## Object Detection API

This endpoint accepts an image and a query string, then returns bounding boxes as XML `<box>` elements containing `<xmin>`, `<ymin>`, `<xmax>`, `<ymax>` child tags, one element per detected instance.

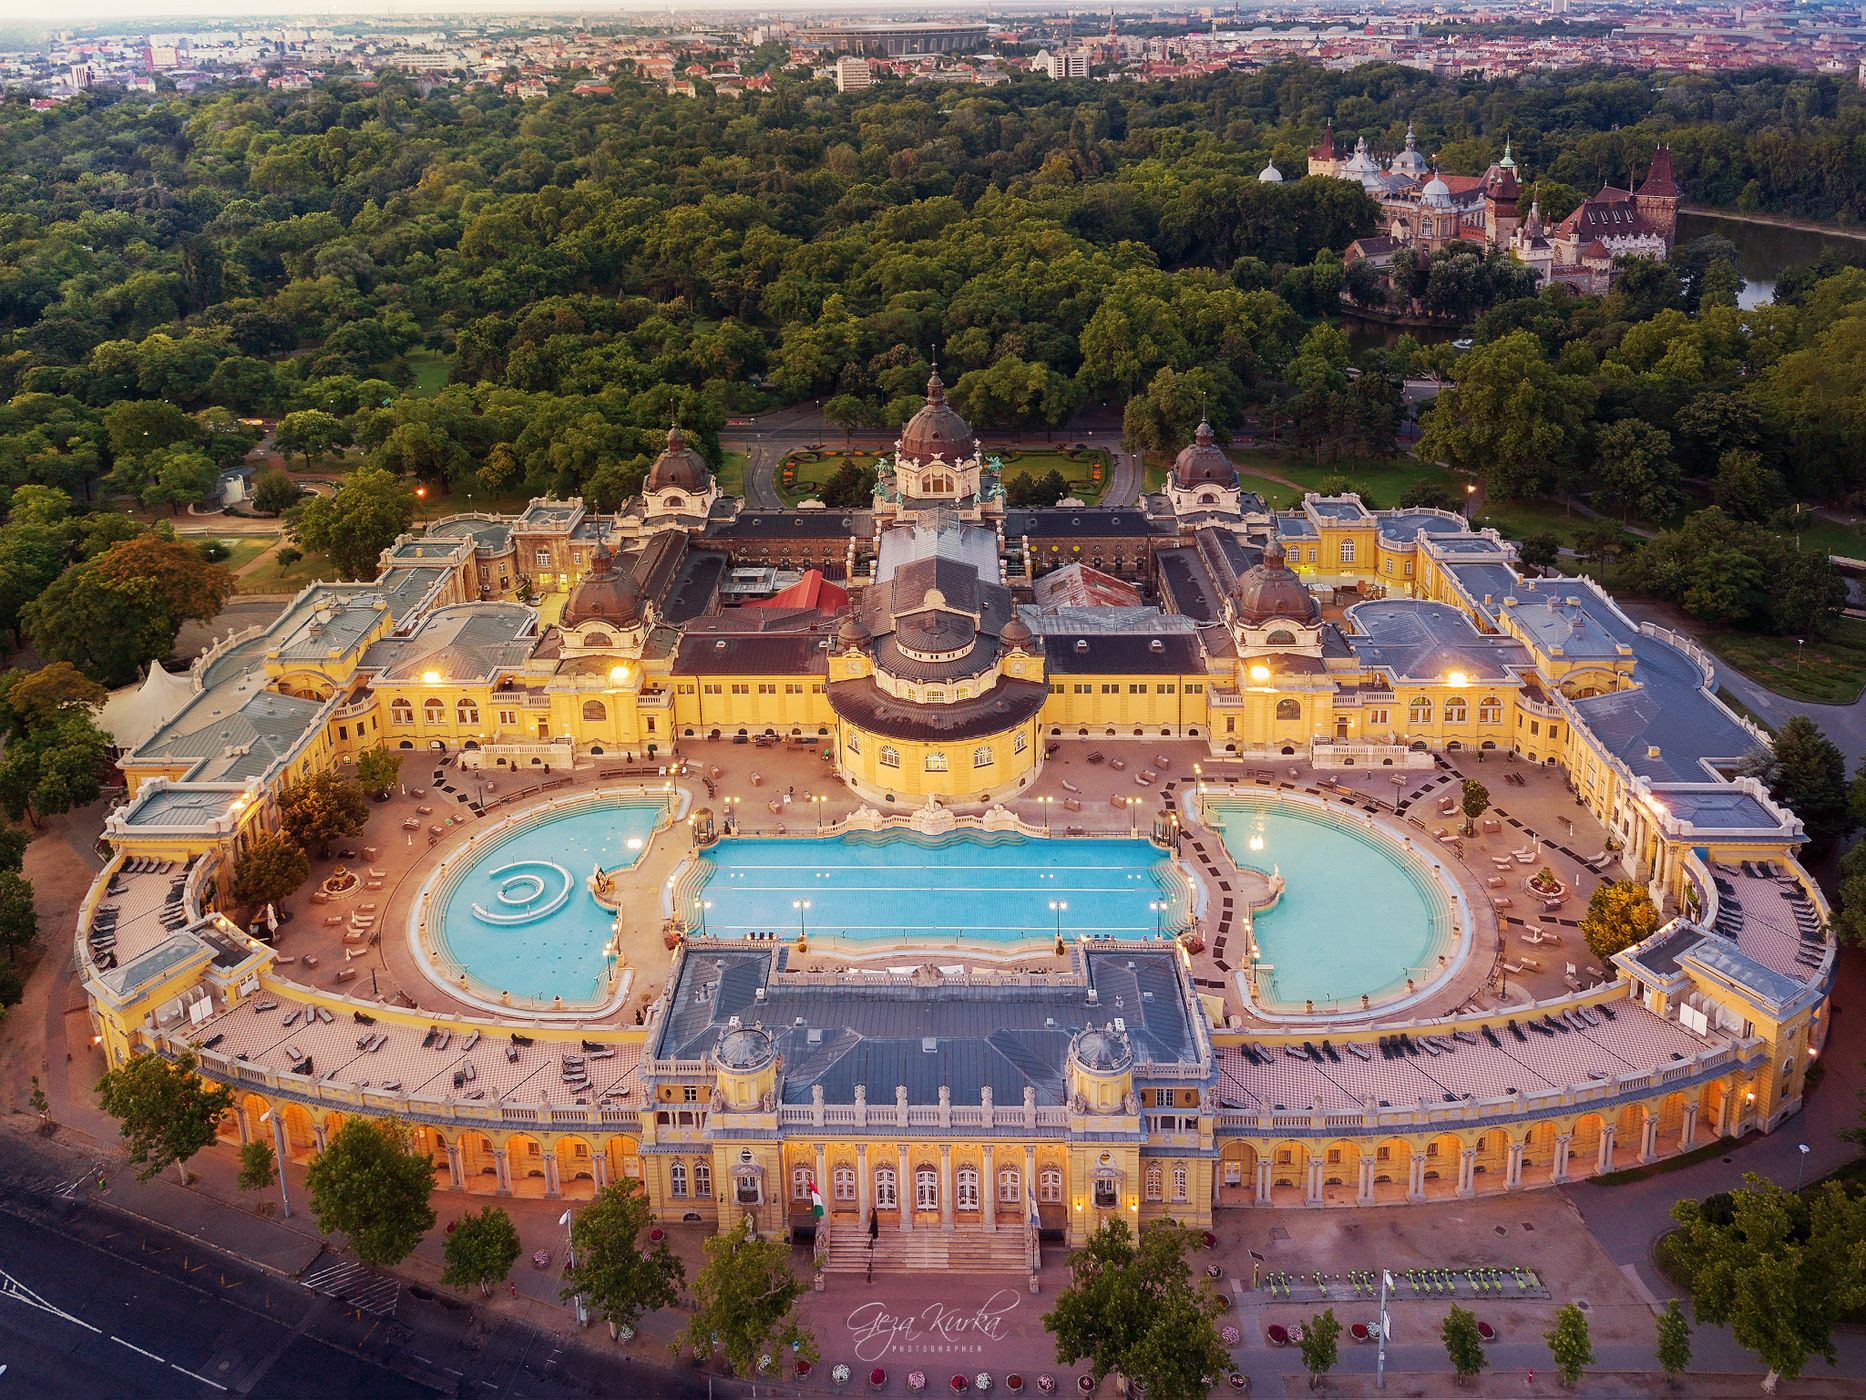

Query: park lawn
<box><xmin>1239</xmin><ymin>473</ymin><xmax>1301</xmax><ymax>509</ymax></box>
<box><xmin>236</xmin><ymin>545</ymin><xmax>335</xmax><ymax>595</ymax></box>
<box><xmin>716</xmin><ymin>449</ymin><xmax>748</xmax><ymax>499</ymax></box>
<box><xmin>1234</xmin><ymin>448</ymin><xmax>1454</xmax><ymax>510</ymax></box>
<box><xmin>778</xmin><ymin>450</ymin><xmax>878</xmax><ymax>504</ymax></box>
<box><xmin>1702</xmin><ymin>615</ymin><xmax>1866</xmax><ymax>706</ymax></box>
<box><xmin>1470</xmin><ymin>499</ymin><xmax>1598</xmax><ymax>550</ymax></box>
<box><xmin>405</xmin><ymin>350</ymin><xmax>454</xmax><ymax>397</ymax></box>
<box><xmin>999</xmin><ymin>446</ymin><xmax>1109</xmax><ymax>504</ymax></box>
<box><xmin>1786</xmin><ymin>514</ymin><xmax>1866</xmax><ymax>564</ymax></box>
<box><xmin>206</xmin><ymin>536</ymin><xmax>273</xmax><ymax>571</ymax></box>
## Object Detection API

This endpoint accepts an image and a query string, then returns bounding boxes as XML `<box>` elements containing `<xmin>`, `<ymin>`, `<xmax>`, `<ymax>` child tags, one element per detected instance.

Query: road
<box><xmin>0</xmin><ymin>1133</ymin><xmax>719</xmax><ymax>1400</ymax></box>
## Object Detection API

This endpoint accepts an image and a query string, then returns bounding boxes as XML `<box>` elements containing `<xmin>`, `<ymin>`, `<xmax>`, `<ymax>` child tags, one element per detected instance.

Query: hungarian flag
<box><xmin>807</xmin><ymin>1175</ymin><xmax>825</xmax><ymax>1219</ymax></box>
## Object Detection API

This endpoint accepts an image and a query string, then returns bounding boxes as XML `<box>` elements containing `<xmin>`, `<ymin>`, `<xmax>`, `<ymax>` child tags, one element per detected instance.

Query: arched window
<box><xmin>998</xmin><ymin>1168</ymin><xmax>1021</xmax><ymax>1204</ymax></box>
<box><xmin>735</xmin><ymin>1170</ymin><xmax>761</xmax><ymax>1205</ymax></box>
<box><xmin>693</xmin><ymin>1160</ymin><xmax>711</xmax><ymax>1198</ymax></box>
<box><xmin>1145</xmin><ymin>1162</ymin><xmax>1163</xmax><ymax>1202</ymax></box>
<box><xmin>879</xmin><ymin>746</ymin><xmax>900</xmax><ymax>769</ymax></box>
<box><xmin>582</xmin><ymin>699</ymin><xmax>607</xmax><ymax>722</ymax></box>
<box><xmin>422</xmin><ymin>697</ymin><xmax>445</xmax><ymax>723</ymax></box>
<box><xmin>390</xmin><ymin>698</ymin><xmax>413</xmax><ymax>725</ymax></box>
<box><xmin>915</xmin><ymin>1166</ymin><xmax>938</xmax><ymax>1210</ymax></box>
<box><xmin>973</xmin><ymin>746</ymin><xmax>994</xmax><ymax>768</ymax></box>
<box><xmin>1444</xmin><ymin>697</ymin><xmax>1468</xmax><ymax>724</ymax></box>
<box><xmin>832</xmin><ymin>1166</ymin><xmax>856</xmax><ymax>1202</ymax></box>
<box><xmin>1339</xmin><ymin>539</ymin><xmax>1356</xmax><ymax>562</ymax></box>
<box><xmin>1171</xmin><ymin>1164</ymin><xmax>1189</xmax><ymax>1202</ymax></box>
<box><xmin>792</xmin><ymin>1166</ymin><xmax>812</xmax><ymax>1201</ymax></box>
<box><xmin>1267</xmin><ymin>629</ymin><xmax>1296</xmax><ymax>646</ymax></box>
<box><xmin>956</xmin><ymin>1167</ymin><xmax>979</xmax><ymax>1210</ymax></box>
<box><xmin>670</xmin><ymin>1162</ymin><xmax>688</xmax><ymax>1198</ymax></box>
<box><xmin>924</xmin><ymin>750</ymin><xmax>947</xmax><ymax>772</ymax></box>
<box><xmin>874</xmin><ymin>1167</ymin><xmax>897</xmax><ymax>1210</ymax></box>
<box><xmin>456</xmin><ymin>699</ymin><xmax>479</xmax><ymax>726</ymax></box>
<box><xmin>1039</xmin><ymin>1168</ymin><xmax>1062</xmax><ymax>1203</ymax></box>
<box><xmin>1478</xmin><ymin>696</ymin><xmax>1502</xmax><ymax>724</ymax></box>
<box><xmin>582</xmin><ymin>631</ymin><xmax>612</xmax><ymax>648</ymax></box>
<box><xmin>1275</xmin><ymin>698</ymin><xmax>1301</xmax><ymax>721</ymax></box>
<box><xmin>1409</xmin><ymin>697</ymin><xmax>1432</xmax><ymax>725</ymax></box>
<box><xmin>846</xmin><ymin>732</ymin><xmax>861</xmax><ymax>755</ymax></box>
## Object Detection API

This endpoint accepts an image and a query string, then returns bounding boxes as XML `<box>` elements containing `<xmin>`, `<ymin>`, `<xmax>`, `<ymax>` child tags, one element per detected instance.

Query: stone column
<box><xmin>816</xmin><ymin>1143</ymin><xmax>829</xmax><ymax>1214</ymax></box>
<box><xmin>1304</xmin><ymin>1157</ymin><xmax>1323</xmax><ymax>1206</ymax></box>
<box><xmin>982</xmin><ymin>1144</ymin><xmax>996</xmax><ymax>1232</ymax></box>
<box><xmin>1596</xmin><ymin>1125</ymin><xmax>1616</xmax><ymax>1173</ymax></box>
<box><xmin>1356</xmin><ymin>1157</ymin><xmax>1375</xmax><ymax>1205</ymax></box>
<box><xmin>898</xmin><ymin>1145</ymin><xmax>912</xmax><ymax>1232</ymax></box>
<box><xmin>543</xmin><ymin>1152</ymin><xmax>561</xmax><ymax>1199</ymax></box>
<box><xmin>1712</xmin><ymin>1085</ymin><xmax>1732</xmax><ymax>1137</ymax></box>
<box><xmin>939</xmin><ymin>1144</ymin><xmax>954</xmax><ymax>1228</ymax></box>
<box><xmin>1457</xmin><ymin>1148</ymin><xmax>1476</xmax><ymax>1199</ymax></box>
<box><xmin>1406</xmin><ymin>1152</ymin><xmax>1426</xmax><ymax>1203</ymax></box>
<box><xmin>1639</xmin><ymin>1115</ymin><xmax>1659</xmax><ymax>1165</ymax></box>
<box><xmin>1254</xmin><ymin>1158</ymin><xmax>1272</xmax><ymax>1205</ymax></box>
<box><xmin>1506</xmin><ymin>1142</ymin><xmax>1524</xmax><ymax>1190</ymax></box>
<box><xmin>592</xmin><ymin>1153</ymin><xmax>609</xmax><ymax>1190</ymax></box>
<box><xmin>493</xmin><ymin>1147</ymin><xmax>511</xmax><ymax>1195</ymax></box>
<box><xmin>1025</xmin><ymin>1144</ymin><xmax>1038</xmax><ymax>1217</ymax></box>
<box><xmin>234</xmin><ymin>1109</ymin><xmax>251</xmax><ymax>1146</ymax></box>
<box><xmin>1551</xmin><ymin>1134</ymin><xmax>1571</xmax><ymax>1184</ymax></box>
<box><xmin>855</xmin><ymin>1144</ymin><xmax>869</xmax><ymax>1221</ymax></box>
<box><xmin>1680</xmin><ymin>1102</ymin><xmax>1699</xmax><ymax>1152</ymax></box>
<box><xmin>312</xmin><ymin>1121</ymin><xmax>328</xmax><ymax>1153</ymax></box>
<box><xmin>446</xmin><ymin>1141</ymin><xmax>465</xmax><ymax>1189</ymax></box>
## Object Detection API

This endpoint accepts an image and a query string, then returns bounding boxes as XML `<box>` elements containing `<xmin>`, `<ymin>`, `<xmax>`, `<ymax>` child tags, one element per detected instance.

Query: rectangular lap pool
<box><xmin>692</xmin><ymin>831</ymin><xmax>1185</xmax><ymax>949</ymax></box>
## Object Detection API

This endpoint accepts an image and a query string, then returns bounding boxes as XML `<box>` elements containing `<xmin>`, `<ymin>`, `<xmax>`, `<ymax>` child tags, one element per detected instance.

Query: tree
<box><xmin>1710</xmin><ymin>450</ymin><xmax>1786</xmax><ymax>524</ymax></box>
<box><xmin>1419</xmin><ymin>330</ymin><xmax>1595</xmax><ymax>500</ymax></box>
<box><xmin>0</xmin><ymin>662</ymin><xmax>106</xmax><ymax>736</ymax></box>
<box><xmin>568</xmin><ymin>1177</ymin><xmax>685</xmax><ymax>1338</ymax></box>
<box><xmin>1042</xmin><ymin>1219</ymin><xmax>1229</xmax><ymax>1400</ymax></box>
<box><xmin>1460</xmin><ymin>778</ymin><xmax>1489</xmax><ymax>837</ymax></box>
<box><xmin>141</xmin><ymin>447</ymin><xmax>220</xmax><ymax>514</ymax></box>
<box><xmin>821</xmin><ymin>394</ymin><xmax>869</xmax><ymax>443</ymax></box>
<box><xmin>250</xmin><ymin>467</ymin><xmax>304</xmax><ymax>516</ymax></box>
<box><xmin>443</xmin><ymin>1206</ymin><xmax>523</xmax><ymax>1296</ymax></box>
<box><xmin>1518</xmin><ymin>530</ymin><xmax>1561</xmax><ymax>572</ymax></box>
<box><xmin>230</xmin><ymin>831</ymin><xmax>309</xmax><ymax>909</ymax></box>
<box><xmin>95</xmin><ymin>1051</ymin><xmax>233</xmax><ymax>1185</ymax></box>
<box><xmin>303</xmin><ymin>1117</ymin><xmax>437</xmax><ymax>1268</ymax></box>
<box><xmin>274</xmin><ymin>410</ymin><xmax>348</xmax><ymax>468</ymax></box>
<box><xmin>1760</xmin><ymin>715</ymin><xmax>1851</xmax><ymax>849</ymax></box>
<box><xmin>1300</xmin><ymin>1307</ymin><xmax>1341</xmax><ymax>1389</ymax></box>
<box><xmin>278</xmin><ymin>771</ymin><xmax>370</xmax><ymax>856</ymax></box>
<box><xmin>1668</xmin><ymin>1174</ymin><xmax>1866</xmax><ymax>1389</ymax></box>
<box><xmin>1579</xmin><ymin>880</ymin><xmax>1664</xmax><ymax>962</ymax></box>
<box><xmin>237</xmin><ymin>1139</ymin><xmax>276</xmax><ymax>1193</ymax></box>
<box><xmin>24</xmin><ymin>536</ymin><xmax>232</xmax><ymax>686</ymax></box>
<box><xmin>0</xmin><ymin>824</ymin><xmax>28</xmax><ymax>875</ymax></box>
<box><xmin>1656</xmin><ymin>1298</ymin><xmax>1692</xmax><ymax>1385</ymax></box>
<box><xmin>1544</xmin><ymin>1303</ymin><xmax>1593</xmax><ymax>1388</ymax></box>
<box><xmin>676</xmin><ymin>1223</ymin><xmax>812</xmax><ymax>1377</ymax></box>
<box><xmin>0</xmin><ymin>711</ymin><xmax>110</xmax><ymax>825</ymax></box>
<box><xmin>1006</xmin><ymin>467</ymin><xmax>1070</xmax><ymax>507</ymax></box>
<box><xmin>1834</xmin><ymin>840</ymin><xmax>1866</xmax><ymax>947</ymax></box>
<box><xmin>1594</xmin><ymin>420</ymin><xmax>1682</xmax><ymax>523</ymax></box>
<box><xmin>288</xmin><ymin>465</ymin><xmax>415</xmax><ymax>579</ymax></box>
<box><xmin>28</xmin><ymin>1075</ymin><xmax>48</xmax><ymax>1125</ymax></box>
<box><xmin>1441</xmin><ymin>1304</ymin><xmax>1487</xmax><ymax>1386</ymax></box>
<box><xmin>0</xmin><ymin>871</ymin><xmax>36</xmax><ymax>964</ymax></box>
<box><xmin>356</xmin><ymin>745</ymin><xmax>403</xmax><ymax>795</ymax></box>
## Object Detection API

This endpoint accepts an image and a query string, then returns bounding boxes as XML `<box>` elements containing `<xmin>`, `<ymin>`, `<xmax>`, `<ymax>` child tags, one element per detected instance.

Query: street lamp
<box><xmin>694</xmin><ymin>898</ymin><xmax>712</xmax><ymax>938</ymax></box>
<box><xmin>1149</xmin><ymin>900</ymin><xmax>1166</xmax><ymax>938</ymax></box>
<box><xmin>1126</xmin><ymin>795</ymin><xmax>1139</xmax><ymax>836</ymax></box>
<box><xmin>1049</xmin><ymin>899</ymin><xmax>1068</xmax><ymax>940</ymax></box>
<box><xmin>811</xmin><ymin>793</ymin><xmax>827</xmax><ymax>833</ymax></box>
<box><xmin>415</xmin><ymin>484</ymin><xmax>428</xmax><ymax>526</ymax></box>
<box><xmin>793</xmin><ymin>898</ymin><xmax>811</xmax><ymax>940</ymax></box>
<box><xmin>1796</xmin><ymin>1142</ymin><xmax>1811</xmax><ymax>1191</ymax></box>
<box><xmin>560</xmin><ymin>1209</ymin><xmax>588</xmax><ymax>1326</ymax></box>
<box><xmin>257</xmin><ymin>1109</ymin><xmax>292</xmax><ymax>1218</ymax></box>
<box><xmin>1038</xmin><ymin>794</ymin><xmax>1054</xmax><ymax>835</ymax></box>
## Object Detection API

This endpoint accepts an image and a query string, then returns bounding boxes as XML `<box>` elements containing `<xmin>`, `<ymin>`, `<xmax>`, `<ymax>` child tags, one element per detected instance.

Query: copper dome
<box><xmin>562</xmin><ymin>542</ymin><xmax>643</xmax><ymax>627</ymax></box>
<box><xmin>836</xmin><ymin>613</ymin><xmax>872</xmax><ymax>652</ymax></box>
<box><xmin>897</xmin><ymin>367</ymin><xmax>974</xmax><ymax>465</ymax></box>
<box><xmin>1232</xmin><ymin>539</ymin><xmax>1318</xmax><ymax>627</ymax></box>
<box><xmin>1171</xmin><ymin>420</ymin><xmax>1238</xmax><ymax>490</ymax></box>
<box><xmin>1000</xmin><ymin>612</ymin><xmax>1035</xmax><ymax>650</ymax></box>
<box><xmin>645</xmin><ymin>425</ymin><xmax>711</xmax><ymax>494</ymax></box>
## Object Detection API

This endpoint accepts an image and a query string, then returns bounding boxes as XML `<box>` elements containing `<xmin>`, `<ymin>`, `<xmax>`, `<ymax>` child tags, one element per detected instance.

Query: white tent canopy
<box><xmin>96</xmin><ymin>663</ymin><xmax>194</xmax><ymax>753</ymax></box>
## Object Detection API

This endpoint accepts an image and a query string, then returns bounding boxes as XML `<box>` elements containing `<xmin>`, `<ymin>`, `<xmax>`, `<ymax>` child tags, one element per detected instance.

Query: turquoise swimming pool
<box><xmin>1205</xmin><ymin>795</ymin><xmax>1461</xmax><ymax>1012</ymax></box>
<box><xmin>690</xmin><ymin>830</ymin><xmax>1185</xmax><ymax>948</ymax></box>
<box><xmin>431</xmin><ymin>798</ymin><xmax>667</xmax><ymax>1006</ymax></box>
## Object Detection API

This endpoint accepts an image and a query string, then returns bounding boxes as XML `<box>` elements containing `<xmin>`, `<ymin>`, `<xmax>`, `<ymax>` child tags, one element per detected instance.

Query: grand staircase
<box><xmin>821</xmin><ymin>1226</ymin><xmax>1029</xmax><ymax>1275</ymax></box>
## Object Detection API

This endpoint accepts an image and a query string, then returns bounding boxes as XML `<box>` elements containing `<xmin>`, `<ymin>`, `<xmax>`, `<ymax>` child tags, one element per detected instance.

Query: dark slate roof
<box><xmin>1004</xmin><ymin>508</ymin><xmax>1173</xmax><ymax>539</ymax></box>
<box><xmin>654</xmin><ymin>946</ymin><xmax>1204</xmax><ymax>1105</ymax></box>
<box><xmin>826</xmin><ymin>677</ymin><xmax>1047</xmax><ymax>741</ymax></box>
<box><xmin>674</xmin><ymin>633</ymin><xmax>831</xmax><ymax>676</ymax></box>
<box><xmin>663</xmin><ymin>549</ymin><xmax>728</xmax><ymax>625</ymax></box>
<box><xmin>1046</xmin><ymin>633</ymin><xmax>1204</xmax><ymax>675</ymax></box>
<box><xmin>709</xmin><ymin>511</ymin><xmax>867</xmax><ymax>540</ymax></box>
<box><xmin>1156</xmin><ymin>547</ymin><xmax>1225</xmax><ymax>625</ymax></box>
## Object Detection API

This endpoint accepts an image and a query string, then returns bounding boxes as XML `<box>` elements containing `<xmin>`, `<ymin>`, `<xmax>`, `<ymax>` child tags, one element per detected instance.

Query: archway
<box><xmin>1216</xmin><ymin>1142</ymin><xmax>1256</xmax><ymax>1207</ymax></box>
<box><xmin>556</xmin><ymin>1136</ymin><xmax>598</xmax><ymax>1199</ymax></box>
<box><xmin>1268</xmin><ymin>1140</ymin><xmax>1307</xmax><ymax>1204</ymax></box>
<box><xmin>1320</xmin><ymin>1139</ymin><xmax>1361</xmax><ymax>1201</ymax></box>
<box><xmin>459</xmin><ymin>1131</ymin><xmax>500</xmax><ymax>1193</ymax></box>
<box><xmin>507</xmin><ymin>1134</ymin><xmax>548</xmax><ymax>1197</ymax></box>
<box><xmin>1371</xmin><ymin>1137</ymin><xmax>1413</xmax><ymax>1203</ymax></box>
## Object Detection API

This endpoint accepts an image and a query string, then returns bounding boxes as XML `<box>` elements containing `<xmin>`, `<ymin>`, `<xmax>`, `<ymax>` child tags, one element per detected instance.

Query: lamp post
<box><xmin>1149</xmin><ymin>900</ymin><xmax>1165</xmax><ymax>938</ymax></box>
<box><xmin>1050</xmin><ymin>899</ymin><xmax>1068</xmax><ymax>940</ymax></box>
<box><xmin>1193</xmin><ymin>761</ymin><xmax>1202</xmax><ymax>800</ymax></box>
<box><xmin>793</xmin><ymin>898</ymin><xmax>811</xmax><ymax>940</ymax></box>
<box><xmin>415</xmin><ymin>483</ymin><xmax>428</xmax><ymax>526</ymax></box>
<box><xmin>1796</xmin><ymin>1142</ymin><xmax>1811</xmax><ymax>1191</ymax></box>
<box><xmin>1126</xmin><ymin>796</ymin><xmax>1139</xmax><ymax>837</ymax></box>
<box><xmin>811</xmin><ymin>793</ymin><xmax>827</xmax><ymax>834</ymax></box>
<box><xmin>1039</xmin><ymin>795</ymin><xmax>1054</xmax><ymax>836</ymax></box>
<box><xmin>694</xmin><ymin>898</ymin><xmax>712</xmax><ymax>939</ymax></box>
<box><xmin>560</xmin><ymin>1208</ymin><xmax>587</xmax><ymax>1326</ymax></box>
<box><xmin>258</xmin><ymin>1109</ymin><xmax>292</xmax><ymax>1218</ymax></box>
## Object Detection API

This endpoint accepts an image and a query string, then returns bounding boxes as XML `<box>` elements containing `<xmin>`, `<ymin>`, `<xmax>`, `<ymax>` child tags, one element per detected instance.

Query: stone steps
<box><xmin>822</xmin><ymin>1227</ymin><xmax>1028</xmax><ymax>1275</ymax></box>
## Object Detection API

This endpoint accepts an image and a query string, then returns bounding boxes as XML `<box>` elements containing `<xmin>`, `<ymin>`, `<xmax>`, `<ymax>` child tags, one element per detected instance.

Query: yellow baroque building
<box><xmin>75</xmin><ymin>379</ymin><xmax>1834</xmax><ymax>1266</ymax></box>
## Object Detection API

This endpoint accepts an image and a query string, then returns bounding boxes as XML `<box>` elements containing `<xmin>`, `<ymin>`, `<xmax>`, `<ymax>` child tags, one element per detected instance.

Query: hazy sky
<box><xmin>2</xmin><ymin>0</ymin><xmax>968</xmax><ymax>19</ymax></box>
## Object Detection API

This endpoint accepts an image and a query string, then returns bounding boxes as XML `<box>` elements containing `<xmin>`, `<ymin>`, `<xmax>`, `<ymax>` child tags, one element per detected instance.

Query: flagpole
<box><xmin>1377</xmin><ymin>1268</ymin><xmax>1390</xmax><ymax>1390</ymax></box>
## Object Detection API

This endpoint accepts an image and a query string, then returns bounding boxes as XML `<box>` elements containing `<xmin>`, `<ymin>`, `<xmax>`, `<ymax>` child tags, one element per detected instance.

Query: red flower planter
<box><xmin>647</xmin><ymin>1227</ymin><xmax>665</xmax><ymax>1243</ymax></box>
<box><xmin>872</xmin><ymin>1369</ymin><xmax>888</xmax><ymax>1391</ymax></box>
<box><xmin>952</xmin><ymin>1377</ymin><xmax>970</xmax><ymax>1394</ymax></box>
<box><xmin>1007</xmin><ymin>1378</ymin><xmax>1024</xmax><ymax>1394</ymax></box>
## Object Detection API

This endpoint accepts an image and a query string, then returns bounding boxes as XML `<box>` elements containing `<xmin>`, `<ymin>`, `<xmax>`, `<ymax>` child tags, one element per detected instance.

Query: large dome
<box><xmin>897</xmin><ymin>367</ymin><xmax>975</xmax><ymax>465</ymax></box>
<box><xmin>561</xmin><ymin>541</ymin><xmax>643</xmax><ymax>627</ymax></box>
<box><xmin>645</xmin><ymin>425</ymin><xmax>711</xmax><ymax>493</ymax></box>
<box><xmin>1171</xmin><ymin>420</ymin><xmax>1238</xmax><ymax>490</ymax></box>
<box><xmin>1232</xmin><ymin>539</ymin><xmax>1318</xmax><ymax>627</ymax></box>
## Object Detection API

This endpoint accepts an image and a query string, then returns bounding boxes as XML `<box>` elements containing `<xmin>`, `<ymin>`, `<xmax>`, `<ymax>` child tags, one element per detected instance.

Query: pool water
<box><xmin>434</xmin><ymin>800</ymin><xmax>666</xmax><ymax>1005</ymax></box>
<box><xmin>1206</xmin><ymin>797</ymin><xmax>1457</xmax><ymax>1011</ymax></box>
<box><xmin>693</xmin><ymin>831</ymin><xmax>1183</xmax><ymax>947</ymax></box>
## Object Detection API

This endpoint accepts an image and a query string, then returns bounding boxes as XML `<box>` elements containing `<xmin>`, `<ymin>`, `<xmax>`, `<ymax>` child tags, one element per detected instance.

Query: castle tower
<box><xmin>1483</xmin><ymin>139</ymin><xmax>1523</xmax><ymax>250</ymax></box>
<box><xmin>1634</xmin><ymin>143</ymin><xmax>1680</xmax><ymax>248</ymax></box>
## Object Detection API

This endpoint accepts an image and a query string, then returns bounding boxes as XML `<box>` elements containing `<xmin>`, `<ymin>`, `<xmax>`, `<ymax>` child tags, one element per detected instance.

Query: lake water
<box><xmin>1676</xmin><ymin>210</ymin><xmax>1866</xmax><ymax>307</ymax></box>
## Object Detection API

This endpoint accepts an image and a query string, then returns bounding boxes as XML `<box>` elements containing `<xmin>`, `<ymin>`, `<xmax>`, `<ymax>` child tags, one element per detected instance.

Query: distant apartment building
<box><xmin>1033</xmin><ymin>48</ymin><xmax>1091</xmax><ymax>78</ymax></box>
<box><xmin>803</xmin><ymin>21</ymin><xmax>988</xmax><ymax>57</ymax></box>
<box><xmin>834</xmin><ymin>56</ymin><xmax>873</xmax><ymax>92</ymax></box>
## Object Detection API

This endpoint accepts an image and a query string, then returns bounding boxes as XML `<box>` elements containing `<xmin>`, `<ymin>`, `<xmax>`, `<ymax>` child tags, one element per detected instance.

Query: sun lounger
<box><xmin>1060</xmin><ymin>780</ymin><xmax>1080</xmax><ymax>794</ymax></box>
<box><xmin>1486</xmin><ymin>877</ymin><xmax>1504</xmax><ymax>889</ymax></box>
<box><xmin>1109</xmin><ymin>757</ymin><xmax>1127</xmax><ymax>771</ymax></box>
